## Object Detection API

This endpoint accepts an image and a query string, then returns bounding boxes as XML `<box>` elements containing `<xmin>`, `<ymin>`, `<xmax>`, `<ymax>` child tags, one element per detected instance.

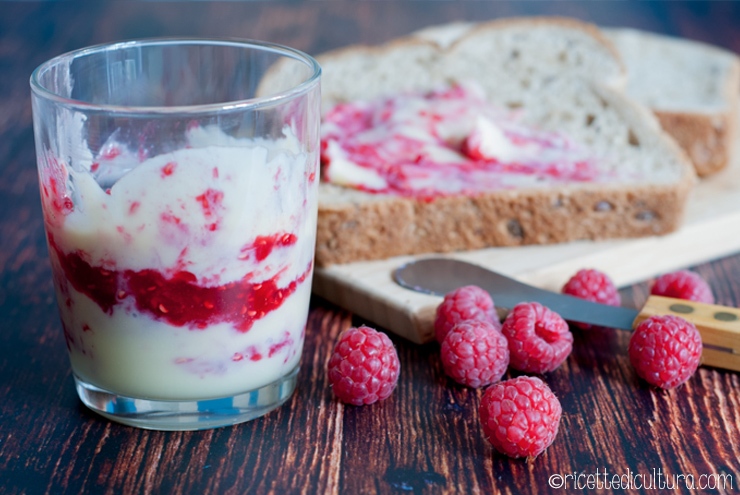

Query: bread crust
<box><xmin>655</xmin><ymin>108</ymin><xmax>737</xmax><ymax>177</ymax></box>
<box><xmin>315</xmin><ymin>177</ymin><xmax>694</xmax><ymax>266</ymax></box>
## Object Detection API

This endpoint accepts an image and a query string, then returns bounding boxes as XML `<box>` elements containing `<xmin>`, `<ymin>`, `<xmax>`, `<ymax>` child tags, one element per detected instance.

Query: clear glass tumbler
<box><xmin>30</xmin><ymin>39</ymin><xmax>321</xmax><ymax>430</ymax></box>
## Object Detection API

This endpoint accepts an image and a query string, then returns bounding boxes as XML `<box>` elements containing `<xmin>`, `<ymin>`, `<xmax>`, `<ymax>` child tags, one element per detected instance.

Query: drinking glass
<box><xmin>30</xmin><ymin>38</ymin><xmax>321</xmax><ymax>430</ymax></box>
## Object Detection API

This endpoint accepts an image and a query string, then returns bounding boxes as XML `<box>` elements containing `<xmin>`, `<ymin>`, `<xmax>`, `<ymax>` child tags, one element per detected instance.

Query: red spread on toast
<box><xmin>321</xmin><ymin>84</ymin><xmax>603</xmax><ymax>200</ymax></box>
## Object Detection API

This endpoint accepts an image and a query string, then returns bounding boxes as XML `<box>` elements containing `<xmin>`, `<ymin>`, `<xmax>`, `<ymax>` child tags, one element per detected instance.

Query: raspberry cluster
<box><xmin>431</xmin><ymin>285</ymin><xmax>571</xmax><ymax>458</ymax></box>
<box><xmin>325</xmin><ymin>267</ymin><xmax>711</xmax><ymax>462</ymax></box>
<box><xmin>435</xmin><ymin>287</ymin><xmax>573</xmax><ymax>382</ymax></box>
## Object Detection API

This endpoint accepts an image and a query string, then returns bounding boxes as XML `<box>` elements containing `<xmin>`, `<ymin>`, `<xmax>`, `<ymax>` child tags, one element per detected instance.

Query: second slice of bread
<box><xmin>605</xmin><ymin>28</ymin><xmax>740</xmax><ymax>177</ymax></box>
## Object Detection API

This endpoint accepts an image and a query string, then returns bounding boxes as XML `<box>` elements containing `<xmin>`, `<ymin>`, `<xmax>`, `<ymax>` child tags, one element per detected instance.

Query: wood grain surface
<box><xmin>2</xmin><ymin>2</ymin><xmax>740</xmax><ymax>495</ymax></box>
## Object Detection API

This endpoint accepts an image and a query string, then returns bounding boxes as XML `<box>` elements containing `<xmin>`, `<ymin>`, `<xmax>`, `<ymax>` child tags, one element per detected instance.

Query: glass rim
<box><xmin>29</xmin><ymin>37</ymin><xmax>322</xmax><ymax>114</ymax></box>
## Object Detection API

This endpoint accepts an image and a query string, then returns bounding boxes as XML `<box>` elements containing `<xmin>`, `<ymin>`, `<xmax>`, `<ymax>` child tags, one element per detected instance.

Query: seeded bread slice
<box><xmin>314</xmin><ymin>18</ymin><xmax>695</xmax><ymax>266</ymax></box>
<box><xmin>604</xmin><ymin>28</ymin><xmax>740</xmax><ymax>177</ymax></box>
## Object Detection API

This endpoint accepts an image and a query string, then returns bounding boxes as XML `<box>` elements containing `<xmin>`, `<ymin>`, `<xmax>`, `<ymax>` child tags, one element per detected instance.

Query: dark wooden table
<box><xmin>2</xmin><ymin>2</ymin><xmax>740</xmax><ymax>494</ymax></box>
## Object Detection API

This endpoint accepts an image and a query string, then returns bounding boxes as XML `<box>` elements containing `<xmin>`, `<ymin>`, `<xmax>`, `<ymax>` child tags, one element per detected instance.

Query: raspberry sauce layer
<box><xmin>48</xmin><ymin>233</ymin><xmax>310</xmax><ymax>332</ymax></box>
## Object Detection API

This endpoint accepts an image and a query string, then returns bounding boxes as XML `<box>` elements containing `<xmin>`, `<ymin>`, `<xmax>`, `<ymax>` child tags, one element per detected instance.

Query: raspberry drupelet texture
<box><xmin>562</xmin><ymin>269</ymin><xmax>621</xmax><ymax>307</ymax></box>
<box><xmin>440</xmin><ymin>320</ymin><xmax>509</xmax><ymax>388</ymax></box>
<box><xmin>650</xmin><ymin>270</ymin><xmax>714</xmax><ymax>304</ymax></box>
<box><xmin>434</xmin><ymin>285</ymin><xmax>501</xmax><ymax>343</ymax></box>
<box><xmin>561</xmin><ymin>269</ymin><xmax>621</xmax><ymax>329</ymax></box>
<box><xmin>501</xmin><ymin>302</ymin><xmax>573</xmax><ymax>374</ymax></box>
<box><xmin>327</xmin><ymin>325</ymin><xmax>400</xmax><ymax>405</ymax></box>
<box><xmin>628</xmin><ymin>315</ymin><xmax>702</xmax><ymax>389</ymax></box>
<box><xmin>479</xmin><ymin>376</ymin><xmax>562</xmax><ymax>459</ymax></box>
<box><xmin>561</xmin><ymin>268</ymin><xmax>621</xmax><ymax>330</ymax></box>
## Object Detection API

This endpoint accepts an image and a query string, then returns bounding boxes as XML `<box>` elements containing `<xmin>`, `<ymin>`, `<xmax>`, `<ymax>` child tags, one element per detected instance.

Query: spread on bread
<box><xmin>321</xmin><ymin>84</ymin><xmax>621</xmax><ymax>200</ymax></box>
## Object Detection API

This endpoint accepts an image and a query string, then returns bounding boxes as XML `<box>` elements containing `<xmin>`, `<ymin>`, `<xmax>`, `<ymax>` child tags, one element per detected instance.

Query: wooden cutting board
<box><xmin>312</xmin><ymin>142</ymin><xmax>740</xmax><ymax>345</ymax></box>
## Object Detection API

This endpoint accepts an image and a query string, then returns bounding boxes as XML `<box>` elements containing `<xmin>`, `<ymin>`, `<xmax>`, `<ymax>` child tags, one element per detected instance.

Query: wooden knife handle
<box><xmin>635</xmin><ymin>295</ymin><xmax>740</xmax><ymax>372</ymax></box>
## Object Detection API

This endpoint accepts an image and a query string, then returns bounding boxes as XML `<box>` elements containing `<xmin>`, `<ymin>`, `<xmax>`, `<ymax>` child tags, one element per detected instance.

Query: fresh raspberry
<box><xmin>628</xmin><ymin>315</ymin><xmax>702</xmax><ymax>389</ymax></box>
<box><xmin>562</xmin><ymin>269</ymin><xmax>621</xmax><ymax>306</ymax></box>
<box><xmin>327</xmin><ymin>325</ymin><xmax>400</xmax><ymax>405</ymax></box>
<box><xmin>434</xmin><ymin>285</ymin><xmax>501</xmax><ymax>343</ymax></box>
<box><xmin>501</xmin><ymin>302</ymin><xmax>573</xmax><ymax>374</ymax></box>
<box><xmin>650</xmin><ymin>270</ymin><xmax>714</xmax><ymax>304</ymax></box>
<box><xmin>479</xmin><ymin>376</ymin><xmax>562</xmax><ymax>459</ymax></box>
<box><xmin>440</xmin><ymin>320</ymin><xmax>509</xmax><ymax>388</ymax></box>
<box><xmin>561</xmin><ymin>268</ymin><xmax>621</xmax><ymax>329</ymax></box>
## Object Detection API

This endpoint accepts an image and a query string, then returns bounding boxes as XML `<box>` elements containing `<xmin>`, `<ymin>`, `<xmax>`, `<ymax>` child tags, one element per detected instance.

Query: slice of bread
<box><xmin>314</xmin><ymin>17</ymin><xmax>696</xmax><ymax>266</ymax></box>
<box><xmin>604</xmin><ymin>28</ymin><xmax>740</xmax><ymax>177</ymax></box>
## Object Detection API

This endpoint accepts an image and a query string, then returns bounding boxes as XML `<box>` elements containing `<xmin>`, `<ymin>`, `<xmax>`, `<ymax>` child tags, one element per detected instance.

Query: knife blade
<box><xmin>394</xmin><ymin>257</ymin><xmax>639</xmax><ymax>330</ymax></box>
<box><xmin>393</xmin><ymin>257</ymin><xmax>740</xmax><ymax>371</ymax></box>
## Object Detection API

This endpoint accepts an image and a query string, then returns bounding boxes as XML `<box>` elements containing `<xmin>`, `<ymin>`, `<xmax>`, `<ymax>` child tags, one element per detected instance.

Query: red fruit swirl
<box><xmin>320</xmin><ymin>84</ymin><xmax>603</xmax><ymax>200</ymax></box>
<box><xmin>48</xmin><ymin>233</ymin><xmax>309</xmax><ymax>332</ymax></box>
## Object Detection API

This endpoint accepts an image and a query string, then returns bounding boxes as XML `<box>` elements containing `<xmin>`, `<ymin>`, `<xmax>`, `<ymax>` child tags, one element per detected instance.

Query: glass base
<box><xmin>74</xmin><ymin>366</ymin><xmax>299</xmax><ymax>431</ymax></box>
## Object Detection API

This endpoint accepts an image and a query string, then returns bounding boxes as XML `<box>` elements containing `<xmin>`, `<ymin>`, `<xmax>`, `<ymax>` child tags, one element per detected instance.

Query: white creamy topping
<box><xmin>60</xmin><ymin>126</ymin><xmax>314</xmax><ymax>285</ymax></box>
<box><xmin>323</xmin><ymin>141</ymin><xmax>388</xmax><ymax>190</ymax></box>
<box><xmin>470</xmin><ymin>116</ymin><xmax>523</xmax><ymax>163</ymax></box>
